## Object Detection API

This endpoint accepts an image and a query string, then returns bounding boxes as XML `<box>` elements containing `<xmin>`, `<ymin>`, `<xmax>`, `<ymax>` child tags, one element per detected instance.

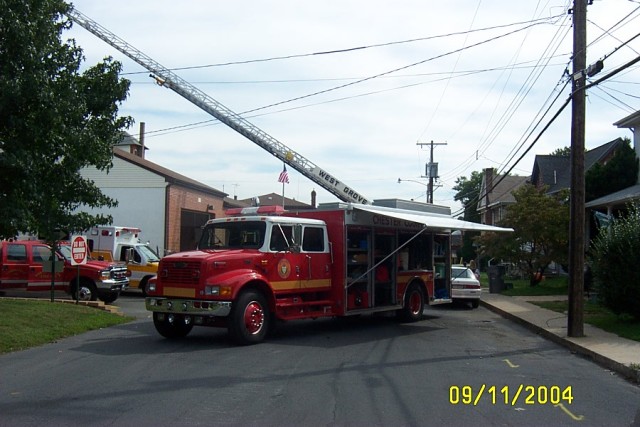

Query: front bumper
<box><xmin>146</xmin><ymin>297</ymin><xmax>232</xmax><ymax>317</ymax></box>
<box><xmin>97</xmin><ymin>279</ymin><xmax>129</xmax><ymax>292</ymax></box>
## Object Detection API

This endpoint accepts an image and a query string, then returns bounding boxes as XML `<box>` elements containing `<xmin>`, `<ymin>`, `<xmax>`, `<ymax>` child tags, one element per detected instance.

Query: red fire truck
<box><xmin>145</xmin><ymin>203</ymin><xmax>507</xmax><ymax>344</ymax></box>
<box><xmin>69</xmin><ymin>11</ymin><xmax>511</xmax><ymax>343</ymax></box>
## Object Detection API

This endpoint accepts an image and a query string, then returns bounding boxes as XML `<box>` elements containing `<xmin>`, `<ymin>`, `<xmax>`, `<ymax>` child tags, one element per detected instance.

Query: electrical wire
<box><xmin>451</xmin><ymin>50</ymin><xmax>640</xmax><ymax>218</ymax></box>
<box><xmin>120</xmin><ymin>15</ymin><xmax>563</xmax><ymax>76</ymax></box>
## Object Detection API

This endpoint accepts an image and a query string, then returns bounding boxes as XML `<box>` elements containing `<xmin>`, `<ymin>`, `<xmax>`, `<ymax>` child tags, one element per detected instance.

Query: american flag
<box><xmin>278</xmin><ymin>165</ymin><xmax>290</xmax><ymax>184</ymax></box>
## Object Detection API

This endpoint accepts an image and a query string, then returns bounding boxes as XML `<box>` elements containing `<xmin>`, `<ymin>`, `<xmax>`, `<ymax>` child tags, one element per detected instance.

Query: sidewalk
<box><xmin>481</xmin><ymin>292</ymin><xmax>640</xmax><ymax>384</ymax></box>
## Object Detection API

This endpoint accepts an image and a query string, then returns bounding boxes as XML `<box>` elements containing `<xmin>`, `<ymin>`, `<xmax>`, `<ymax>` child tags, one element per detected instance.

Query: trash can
<box><xmin>488</xmin><ymin>265</ymin><xmax>506</xmax><ymax>293</ymax></box>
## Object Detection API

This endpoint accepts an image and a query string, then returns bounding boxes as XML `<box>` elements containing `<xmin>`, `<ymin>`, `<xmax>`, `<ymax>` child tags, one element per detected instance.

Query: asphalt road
<box><xmin>1</xmin><ymin>295</ymin><xmax>638</xmax><ymax>426</ymax></box>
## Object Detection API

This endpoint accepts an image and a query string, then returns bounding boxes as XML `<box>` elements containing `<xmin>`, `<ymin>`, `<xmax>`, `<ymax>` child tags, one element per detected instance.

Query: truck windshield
<box><xmin>199</xmin><ymin>221</ymin><xmax>267</xmax><ymax>250</ymax></box>
<box><xmin>138</xmin><ymin>244</ymin><xmax>160</xmax><ymax>262</ymax></box>
<box><xmin>56</xmin><ymin>245</ymin><xmax>73</xmax><ymax>261</ymax></box>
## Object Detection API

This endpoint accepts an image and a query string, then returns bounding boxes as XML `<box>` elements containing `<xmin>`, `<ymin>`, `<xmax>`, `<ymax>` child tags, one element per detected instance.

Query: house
<box><xmin>234</xmin><ymin>192</ymin><xmax>315</xmax><ymax>211</ymax></box>
<box><xmin>477</xmin><ymin>168</ymin><xmax>529</xmax><ymax>226</ymax></box>
<box><xmin>585</xmin><ymin>110</ymin><xmax>640</xmax><ymax>214</ymax></box>
<box><xmin>80</xmin><ymin>132</ymin><xmax>227</xmax><ymax>255</ymax></box>
<box><xmin>531</xmin><ymin>137</ymin><xmax>626</xmax><ymax>196</ymax></box>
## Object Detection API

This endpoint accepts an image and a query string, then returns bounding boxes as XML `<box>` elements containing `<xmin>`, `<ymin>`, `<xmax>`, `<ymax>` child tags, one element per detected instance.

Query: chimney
<box><xmin>311</xmin><ymin>189</ymin><xmax>317</xmax><ymax>208</ymax></box>
<box><xmin>139</xmin><ymin>122</ymin><xmax>146</xmax><ymax>159</ymax></box>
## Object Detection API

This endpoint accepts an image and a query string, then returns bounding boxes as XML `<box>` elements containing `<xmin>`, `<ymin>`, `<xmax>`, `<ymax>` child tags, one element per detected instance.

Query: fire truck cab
<box><xmin>146</xmin><ymin>204</ymin><xmax>471</xmax><ymax>345</ymax></box>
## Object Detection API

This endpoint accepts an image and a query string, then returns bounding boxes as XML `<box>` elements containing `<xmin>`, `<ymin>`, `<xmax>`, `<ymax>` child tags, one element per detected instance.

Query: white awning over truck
<box><xmin>354</xmin><ymin>204</ymin><xmax>513</xmax><ymax>233</ymax></box>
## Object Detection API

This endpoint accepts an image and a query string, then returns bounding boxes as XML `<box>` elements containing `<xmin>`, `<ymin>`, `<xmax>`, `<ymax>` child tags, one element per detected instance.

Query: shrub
<box><xmin>589</xmin><ymin>203</ymin><xmax>640</xmax><ymax>320</ymax></box>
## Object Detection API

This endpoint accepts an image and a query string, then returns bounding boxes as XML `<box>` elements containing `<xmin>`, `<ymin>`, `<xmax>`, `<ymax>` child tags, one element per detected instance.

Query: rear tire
<box><xmin>228</xmin><ymin>290</ymin><xmax>270</xmax><ymax>345</ymax></box>
<box><xmin>398</xmin><ymin>283</ymin><xmax>424</xmax><ymax>322</ymax></box>
<box><xmin>153</xmin><ymin>312</ymin><xmax>194</xmax><ymax>339</ymax></box>
<box><xmin>471</xmin><ymin>299</ymin><xmax>480</xmax><ymax>309</ymax></box>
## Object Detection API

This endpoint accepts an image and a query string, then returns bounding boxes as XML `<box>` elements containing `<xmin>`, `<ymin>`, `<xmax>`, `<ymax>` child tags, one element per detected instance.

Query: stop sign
<box><xmin>71</xmin><ymin>235</ymin><xmax>88</xmax><ymax>265</ymax></box>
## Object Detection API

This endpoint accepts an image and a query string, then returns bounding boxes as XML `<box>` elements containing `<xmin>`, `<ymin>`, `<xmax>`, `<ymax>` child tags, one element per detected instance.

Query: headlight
<box><xmin>100</xmin><ymin>270</ymin><xmax>111</xmax><ymax>279</ymax></box>
<box><xmin>146</xmin><ymin>281</ymin><xmax>156</xmax><ymax>293</ymax></box>
<box><xmin>205</xmin><ymin>285</ymin><xmax>232</xmax><ymax>297</ymax></box>
<box><xmin>205</xmin><ymin>285</ymin><xmax>220</xmax><ymax>296</ymax></box>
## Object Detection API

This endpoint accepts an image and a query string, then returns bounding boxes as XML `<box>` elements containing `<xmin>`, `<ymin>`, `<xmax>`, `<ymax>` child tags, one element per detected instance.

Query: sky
<box><xmin>65</xmin><ymin>0</ymin><xmax>640</xmax><ymax>215</ymax></box>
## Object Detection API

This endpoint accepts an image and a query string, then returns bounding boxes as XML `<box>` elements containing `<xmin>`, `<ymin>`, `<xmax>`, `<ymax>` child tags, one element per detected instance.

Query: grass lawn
<box><xmin>479</xmin><ymin>272</ymin><xmax>640</xmax><ymax>343</ymax></box>
<box><xmin>479</xmin><ymin>273</ymin><xmax>568</xmax><ymax>296</ymax></box>
<box><xmin>0</xmin><ymin>299</ymin><xmax>134</xmax><ymax>354</ymax></box>
<box><xmin>532</xmin><ymin>300</ymin><xmax>640</xmax><ymax>342</ymax></box>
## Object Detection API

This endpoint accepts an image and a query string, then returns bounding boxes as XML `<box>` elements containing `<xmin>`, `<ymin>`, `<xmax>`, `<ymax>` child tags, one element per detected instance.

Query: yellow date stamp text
<box><xmin>449</xmin><ymin>385</ymin><xmax>574</xmax><ymax>406</ymax></box>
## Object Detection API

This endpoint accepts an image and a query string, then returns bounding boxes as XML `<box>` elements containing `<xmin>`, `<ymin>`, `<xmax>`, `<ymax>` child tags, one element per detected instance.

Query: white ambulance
<box><xmin>87</xmin><ymin>226</ymin><xmax>160</xmax><ymax>294</ymax></box>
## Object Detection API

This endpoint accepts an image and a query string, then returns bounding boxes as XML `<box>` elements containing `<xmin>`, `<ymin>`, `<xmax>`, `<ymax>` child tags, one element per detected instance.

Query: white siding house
<box><xmin>80</xmin><ymin>134</ymin><xmax>227</xmax><ymax>255</ymax></box>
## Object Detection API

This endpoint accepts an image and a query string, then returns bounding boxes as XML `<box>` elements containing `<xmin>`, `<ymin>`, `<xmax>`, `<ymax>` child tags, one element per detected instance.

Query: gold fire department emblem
<box><xmin>277</xmin><ymin>259</ymin><xmax>291</xmax><ymax>279</ymax></box>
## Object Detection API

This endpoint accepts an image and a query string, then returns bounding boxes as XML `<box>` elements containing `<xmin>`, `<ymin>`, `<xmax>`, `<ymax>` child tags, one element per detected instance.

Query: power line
<box><xmin>120</xmin><ymin>15</ymin><xmax>563</xmax><ymax>76</ymax></box>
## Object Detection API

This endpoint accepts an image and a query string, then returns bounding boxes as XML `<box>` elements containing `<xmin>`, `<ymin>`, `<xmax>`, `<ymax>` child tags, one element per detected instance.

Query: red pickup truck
<box><xmin>0</xmin><ymin>240</ymin><xmax>129</xmax><ymax>303</ymax></box>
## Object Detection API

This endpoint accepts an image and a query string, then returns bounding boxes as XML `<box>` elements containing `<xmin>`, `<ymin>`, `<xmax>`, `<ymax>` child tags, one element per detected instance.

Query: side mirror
<box><xmin>125</xmin><ymin>248</ymin><xmax>135</xmax><ymax>263</ymax></box>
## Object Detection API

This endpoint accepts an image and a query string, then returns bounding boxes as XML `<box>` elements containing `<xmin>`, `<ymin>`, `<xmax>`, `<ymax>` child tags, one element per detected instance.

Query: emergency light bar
<box><xmin>225</xmin><ymin>206</ymin><xmax>286</xmax><ymax>216</ymax></box>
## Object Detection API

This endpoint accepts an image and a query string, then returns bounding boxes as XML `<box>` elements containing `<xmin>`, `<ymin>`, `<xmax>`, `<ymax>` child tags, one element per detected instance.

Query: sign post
<box><xmin>70</xmin><ymin>235</ymin><xmax>88</xmax><ymax>303</ymax></box>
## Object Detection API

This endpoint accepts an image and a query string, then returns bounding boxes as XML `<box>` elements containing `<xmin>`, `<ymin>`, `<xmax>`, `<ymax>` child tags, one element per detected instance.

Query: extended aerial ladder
<box><xmin>67</xmin><ymin>8</ymin><xmax>370</xmax><ymax>205</ymax></box>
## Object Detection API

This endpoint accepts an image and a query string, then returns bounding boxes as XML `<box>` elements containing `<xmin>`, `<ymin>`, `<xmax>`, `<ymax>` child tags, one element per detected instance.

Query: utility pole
<box><xmin>568</xmin><ymin>0</ymin><xmax>587</xmax><ymax>337</ymax></box>
<box><xmin>416</xmin><ymin>140</ymin><xmax>447</xmax><ymax>203</ymax></box>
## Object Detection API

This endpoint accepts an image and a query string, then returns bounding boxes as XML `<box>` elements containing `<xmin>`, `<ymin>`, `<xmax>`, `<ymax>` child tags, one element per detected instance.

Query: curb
<box><xmin>481</xmin><ymin>299</ymin><xmax>640</xmax><ymax>384</ymax></box>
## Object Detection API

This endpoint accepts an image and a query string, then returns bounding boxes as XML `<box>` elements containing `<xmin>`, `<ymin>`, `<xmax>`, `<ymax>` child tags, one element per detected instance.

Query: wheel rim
<box><xmin>243</xmin><ymin>301</ymin><xmax>265</xmax><ymax>335</ymax></box>
<box><xmin>78</xmin><ymin>286</ymin><xmax>93</xmax><ymax>301</ymax></box>
<box><xmin>409</xmin><ymin>290</ymin><xmax>421</xmax><ymax>315</ymax></box>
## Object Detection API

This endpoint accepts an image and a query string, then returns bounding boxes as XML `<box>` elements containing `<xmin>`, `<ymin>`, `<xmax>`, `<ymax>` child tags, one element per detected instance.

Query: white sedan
<box><xmin>451</xmin><ymin>266</ymin><xmax>481</xmax><ymax>308</ymax></box>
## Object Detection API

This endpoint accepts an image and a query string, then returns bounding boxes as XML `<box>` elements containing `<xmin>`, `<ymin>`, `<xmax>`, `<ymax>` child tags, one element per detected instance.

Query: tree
<box><xmin>475</xmin><ymin>183</ymin><xmax>570</xmax><ymax>285</ymax></box>
<box><xmin>550</xmin><ymin>146</ymin><xmax>571</xmax><ymax>156</ymax></box>
<box><xmin>452</xmin><ymin>171</ymin><xmax>483</xmax><ymax>263</ymax></box>
<box><xmin>0</xmin><ymin>0</ymin><xmax>132</xmax><ymax>240</ymax></box>
<box><xmin>586</xmin><ymin>138</ymin><xmax>638</xmax><ymax>202</ymax></box>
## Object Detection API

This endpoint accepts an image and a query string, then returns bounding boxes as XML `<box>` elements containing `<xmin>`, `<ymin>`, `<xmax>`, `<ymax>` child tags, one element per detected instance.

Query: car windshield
<box><xmin>198</xmin><ymin>221</ymin><xmax>267</xmax><ymax>250</ymax></box>
<box><xmin>138</xmin><ymin>244</ymin><xmax>160</xmax><ymax>262</ymax></box>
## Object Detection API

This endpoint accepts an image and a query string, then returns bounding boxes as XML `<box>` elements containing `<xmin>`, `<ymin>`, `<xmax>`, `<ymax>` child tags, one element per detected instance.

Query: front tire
<box><xmin>72</xmin><ymin>280</ymin><xmax>98</xmax><ymax>302</ymax></box>
<box><xmin>398</xmin><ymin>283</ymin><xmax>424</xmax><ymax>322</ymax></box>
<box><xmin>228</xmin><ymin>290</ymin><xmax>270</xmax><ymax>345</ymax></box>
<box><xmin>153</xmin><ymin>312</ymin><xmax>194</xmax><ymax>339</ymax></box>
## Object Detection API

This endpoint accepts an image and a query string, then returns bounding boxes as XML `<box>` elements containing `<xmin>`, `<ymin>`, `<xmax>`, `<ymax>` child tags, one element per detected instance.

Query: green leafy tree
<box><xmin>452</xmin><ymin>171</ymin><xmax>483</xmax><ymax>263</ymax></box>
<box><xmin>0</xmin><ymin>0</ymin><xmax>132</xmax><ymax>240</ymax></box>
<box><xmin>475</xmin><ymin>183</ymin><xmax>570</xmax><ymax>285</ymax></box>
<box><xmin>550</xmin><ymin>146</ymin><xmax>571</xmax><ymax>156</ymax></box>
<box><xmin>589</xmin><ymin>203</ymin><xmax>640</xmax><ymax>320</ymax></box>
<box><xmin>586</xmin><ymin>138</ymin><xmax>638</xmax><ymax>202</ymax></box>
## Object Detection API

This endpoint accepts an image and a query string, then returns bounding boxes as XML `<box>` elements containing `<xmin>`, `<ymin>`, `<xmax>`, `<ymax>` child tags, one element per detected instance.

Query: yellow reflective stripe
<box><xmin>162</xmin><ymin>287</ymin><xmax>195</xmax><ymax>298</ymax></box>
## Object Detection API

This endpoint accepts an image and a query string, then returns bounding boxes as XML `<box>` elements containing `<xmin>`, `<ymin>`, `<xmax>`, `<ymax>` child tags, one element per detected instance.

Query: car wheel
<box><xmin>471</xmin><ymin>299</ymin><xmax>480</xmax><ymax>309</ymax></box>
